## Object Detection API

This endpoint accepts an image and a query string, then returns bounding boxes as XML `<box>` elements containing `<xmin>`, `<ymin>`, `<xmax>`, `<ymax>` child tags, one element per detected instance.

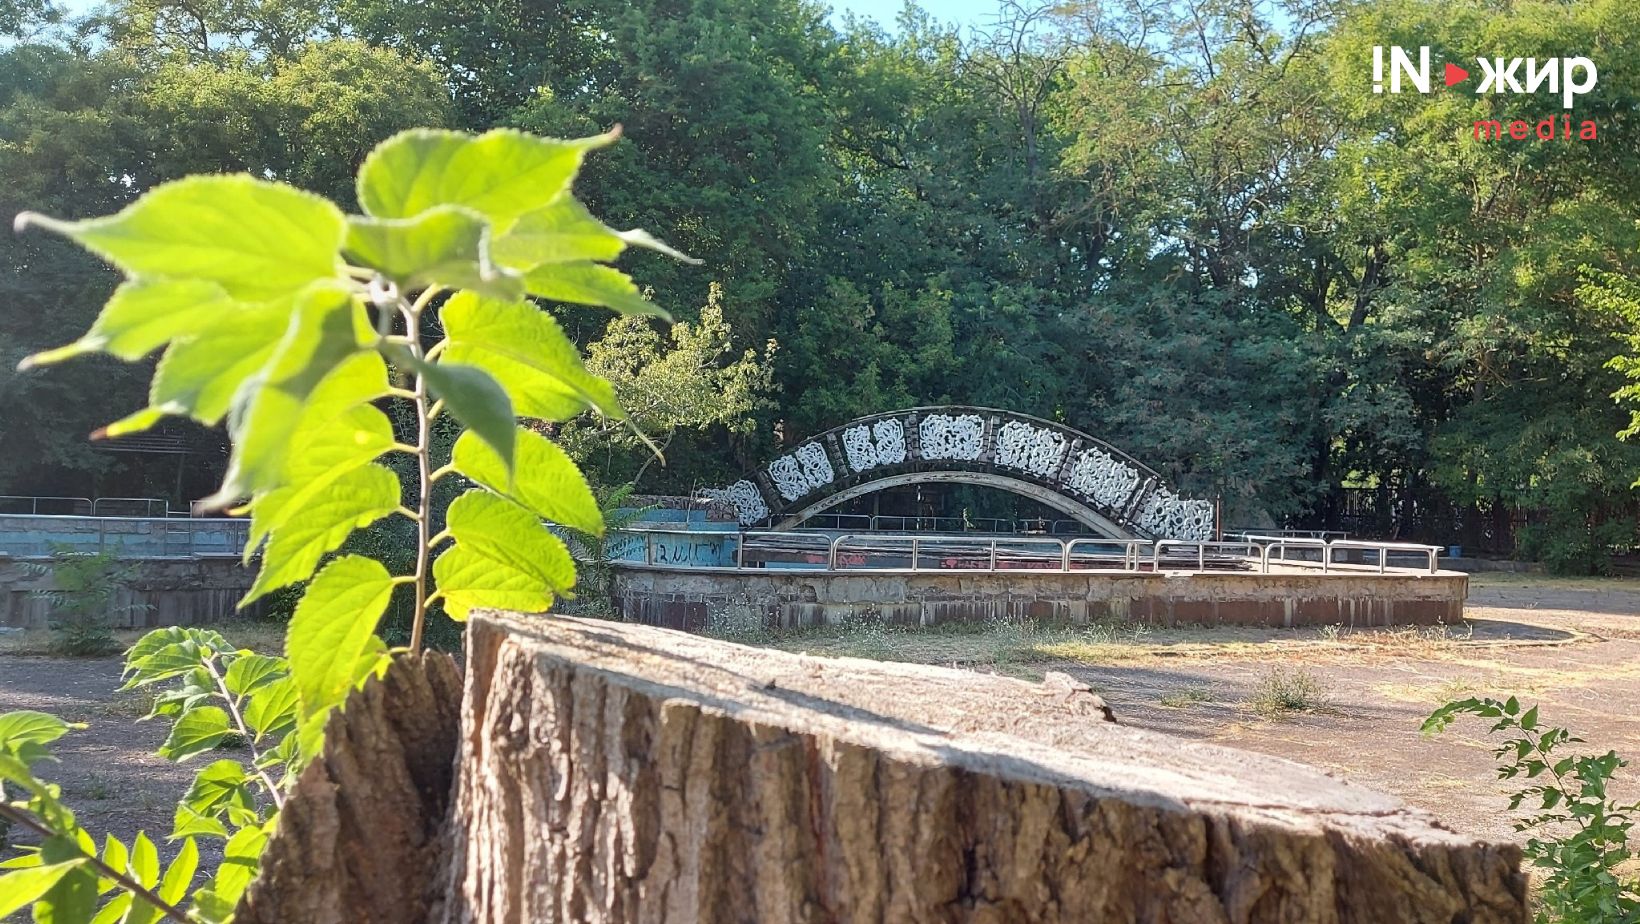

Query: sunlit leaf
<box><xmin>434</xmin><ymin>491</ymin><xmax>577</xmax><ymax>620</ymax></box>
<box><xmin>452</xmin><ymin>428</ymin><xmax>602</xmax><ymax>535</ymax></box>
<box><xmin>18</xmin><ymin>279</ymin><xmax>234</xmax><ymax>369</ymax></box>
<box><xmin>523</xmin><ymin>261</ymin><xmax>669</xmax><ymax>319</ymax></box>
<box><xmin>357</xmin><ymin>128</ymin><xmax>616</xmax><ymax>232</ymax></box>
<box><xmin>243</xmin><ymin>463</ymin><xmax>401</xmax><ymax>603</ymax></box>
<box><xmin>156</xmin><ymin>837</ymin><xmax>198</xmax><ymax>905</ymax></box>
<box><xmin>492</xmin><ymin>194</ymin><xmax>693</xmax><ymax>270</ymax></box>
<box><xmin>287</xmin><ymin>555</ymin><xmax>395</xmax><ymax>718</ymax></box>
<box><xmin>344</xmin><ymin>205</ymin><xmax>522</xmax><ymax>299</ymax></box>
<box><xmin>0</xmin><ymin>859</ymin><xmax>85</xmax><ymax>919</ymax></box>
<box><xmin>171</xmin><ymin>804</ymin><xmax>229</xmax><ymax>841</ymax></box>
<box><xmin>440</xmin><ymin>291</ymin><xmax>622</xmax><ymax>422</ymax></box>
<box><xmin>214</xmin><ymin>281</ymin><xmax>372</xmax><ymax>503</ymax></box>
<box><xmin>245</xmin><ymin>352</ymin><xmax>395</xmax><ymax>552</ymax></box>
<box><xmin>0</xmin><ymin>711</ymin><xmax>73</xmax><ymax>749</ymax></box>
<box><xmin>142</xmin><ymin>299</ymin><xmax>293</xmax><ymax>427</ymax></box>
<box><xmin>242</xmin><ymin>676</ymin><xmax>299</xmax><ymax>741</ymax></box>
<box><xmin>16</xmin><ymin>175</ymin><xmax>344</xmax><ymax>300</ymax></box>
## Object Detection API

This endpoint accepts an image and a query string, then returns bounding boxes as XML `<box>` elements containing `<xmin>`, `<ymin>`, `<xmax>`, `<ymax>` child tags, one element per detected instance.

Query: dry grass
<box><xmin>1248</xmin><ymin>666</ymin><xmax>1333</xmax><ymax>719</ymax></box>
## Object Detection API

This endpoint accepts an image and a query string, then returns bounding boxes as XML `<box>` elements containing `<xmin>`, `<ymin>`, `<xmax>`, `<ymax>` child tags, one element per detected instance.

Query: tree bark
<box><xmin>236</xmin><ymin>649</ymin><xmax>463</xmax><ymax>924</ymax></box>
<box><xmin>435</xmin><ymin>612</ymin><xmax>1527</xmax><ymax>924</ymax></box>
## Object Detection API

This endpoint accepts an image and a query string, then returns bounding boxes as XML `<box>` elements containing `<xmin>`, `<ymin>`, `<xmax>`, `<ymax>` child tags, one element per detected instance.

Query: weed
<box><xmin>1250</xmin><ymin>666</ymin><xmax>1332</xmax><ymax>718</ymax></box>
<box><xmin>1159</xmin><ymin>686</ymin><xmax>1214</xmax><ymax>708</ymax></box>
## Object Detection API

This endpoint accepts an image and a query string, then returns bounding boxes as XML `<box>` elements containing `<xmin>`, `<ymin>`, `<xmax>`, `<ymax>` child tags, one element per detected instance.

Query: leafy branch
<box><xmin>4</xmin><ymin>125</ymin><xmax>688</xmax><ymax>922</ymax></box>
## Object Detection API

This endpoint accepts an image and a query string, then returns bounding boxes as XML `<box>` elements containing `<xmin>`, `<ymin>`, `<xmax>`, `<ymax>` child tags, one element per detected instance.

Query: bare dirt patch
<box><xmin>763</xmin><ymin>574</ymin><xmax>1640</xmax><ymax>844</ymax></box>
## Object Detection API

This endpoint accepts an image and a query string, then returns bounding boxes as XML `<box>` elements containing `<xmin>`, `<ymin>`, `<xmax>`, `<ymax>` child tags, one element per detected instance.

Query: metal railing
<box><xmin>0</xmin><ymin>496</ymin><xmax>94</xmax><ymax>516</ymax></box>
<box><xmin>601</xmin><ymin>528</ymin><xmax>1448</xmax><ymax>577</ymax></box>
<box><xmin>1245</xmin><ymin>535</ymin><xmax>1441</xmax><ymax>575</ymax></box>
<box><xmin>1153</xmin><ymin>539</ymin><xmax>1262</xmax><ymax>572</ymax></box>
<box><xmin>0</xmin><ymin>496</ymin><xmax>184</xmax><ymax>517</ymax></box>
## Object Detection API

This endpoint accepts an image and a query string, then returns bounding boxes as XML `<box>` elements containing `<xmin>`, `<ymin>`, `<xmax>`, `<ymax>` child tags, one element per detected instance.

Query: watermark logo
<box><xmin>1372</xmin><ymin>45</ymin><xmax>1599</xmax><ymax>140</ymax></box>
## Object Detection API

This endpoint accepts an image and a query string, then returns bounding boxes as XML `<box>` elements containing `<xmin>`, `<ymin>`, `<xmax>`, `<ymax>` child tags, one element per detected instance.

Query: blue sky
<box><xmin>828</xmin><ymin>0</ymin><xmax>1000</xmax><ymax>30</ymax></box>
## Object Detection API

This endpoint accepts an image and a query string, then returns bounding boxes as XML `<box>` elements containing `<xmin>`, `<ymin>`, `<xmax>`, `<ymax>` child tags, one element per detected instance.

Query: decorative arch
<box><xmin>701</xmin><ymin>407</ymin><xmax>1216</xmax><ymax>541</ymax></box>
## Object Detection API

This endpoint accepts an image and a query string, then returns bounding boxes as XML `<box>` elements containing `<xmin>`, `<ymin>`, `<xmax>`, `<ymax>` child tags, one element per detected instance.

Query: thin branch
<box><xmin>0</xmin><ymin>803</ymin><xmax>201</xmax><ymax>924</ymax></box>
<box><xmin>201</xmin><ymin>656</ymin><xmax>284</xmax><ymax>810</ymax></box>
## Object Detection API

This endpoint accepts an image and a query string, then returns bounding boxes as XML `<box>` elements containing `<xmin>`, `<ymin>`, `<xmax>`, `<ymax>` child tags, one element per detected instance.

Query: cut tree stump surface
<box><xmin>436</xmin><ymin>612</ymin><xmax>1527</xmax><ymax>923</ymax></box>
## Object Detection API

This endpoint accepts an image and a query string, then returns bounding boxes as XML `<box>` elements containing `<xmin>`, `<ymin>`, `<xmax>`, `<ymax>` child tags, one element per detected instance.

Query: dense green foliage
<box><xmin>1426</xmin><ymin>697</ymin><xmax>1640</xmax><ymax>922</ymax></box>
<box><xmin>2</xmin><ymin>0</ymin><xmax>1638</xmax><ymax>566</ymax></box>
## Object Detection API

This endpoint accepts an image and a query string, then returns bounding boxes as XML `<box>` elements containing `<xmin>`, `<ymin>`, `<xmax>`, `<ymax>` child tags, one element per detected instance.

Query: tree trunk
<box><xmin>236</xmin><ymin>649</ymin><xmax>463</xmax><ymax>924</ymax></box>
<box><xmin>433</xmin><ymin>612</ymin><xmax>1526</xmax><ymax>924</ymax></box>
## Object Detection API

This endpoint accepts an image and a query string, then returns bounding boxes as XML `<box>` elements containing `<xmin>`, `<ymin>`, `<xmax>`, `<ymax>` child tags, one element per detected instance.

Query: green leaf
<box><xmin>452</xmin><ymin>428</ymin><xmax>602</xmax><ymax>535</ymax></box>
<box><xmin>439</xmin><ymin>291</ymin><xmax>622</xmax><ymax>421</ymax></box>
<box><xmin>124</xmin><ymin>627</ymin><xmax>228</xmax><ymax>673</ymax></box>
<box><xmin>287</xmin><ymin>555</ymin><xmax>395</xmax><ymax>718</ymax></box>
<box><xmin>214</xmin><ymin>281</ymin><xmax>372</xmax><ymax>502</ymax></box>
<box><xmin>32</xmin><ymin>838</ymin><xmax>95</xmax><ymax>923</ymax></box>
<box><xmin>18</xmin><ymin>279</ymin><xmax>234</xmax><ymax>369</ymax></box>
<box><xmin>242</xmin><ymin>676</ymin><xmax>299</xmax><ymax>741</ymax></box>
<box><xmin>243</xmin><ymin>463</ymin><xmax>401</xmax><ymax>603</ymax></box>
<box><xmin>222</xmin><ymin>654</ymin><xmax>286</xmax><ymax>698</ymax></box>
<box><xmin>157</xmin><ymin>706</ymin><xmax>231</xmax><ymax>762</ymax></box>
<box><xmin>492</xmin><ymin>194</ymin><xmax>694</xmax><ymax>270</ymax></box>
<box><xmin>140</xmin><ymin>299</ymin><xmax>293</xmax><ymax>427</ymax></box>
<box><xmin>181</xmin><ymin>759</ymin><xmax>252</xmax><ymax>817</ymax></box>
<box><xmin>434</xmin><ymin>490</ymin><xmax>577</xmax><ymax>620</ymax></box>
<box><xmin>90</xmin><ymin>894</ymin><xmax>132</xmax><ymax>924</ymax></box>
<box><xmin>210</xmin><ymin>824</ymin><xmax>269</xmax><ymax>910</ymax></box>
<box><xmin>523</xmin><ymin>261</ymin><xmax>669</xmax><ymax>319</ymax></box>
<box><xmin>357</xmin><ymin>128</ymin><xmax>616</xmax><ymax>232</ymax></box>
<box><xmin>246</xmin><ymin>352</ymin><xmax>395</xmax><ymax>551</ymax></box>
<box><xmin>96</xmin><ymin>836</ymin><xmax>127</xmax><ymax>895</ymax></box>
<box><xmin>156</xmin><ymin>837</ymin><xmax>198</xmax><ymax>905</ymax></box>
<box><xmin>344</xmin><ymin>205</ymin><xmax>523</xmax><ymax>300</ymax></box>
<box><xmin>170</xmin><ymin>804</ymin><xmax>229</xmax><ymax>841</ymax></box>
<box><xmin>16</xmin><ymin>175</ymin><xmax>344</xmax><ymax>301</ymax></box>
<box><xmin>0</xmin><ymin>711</ymin><xmax>72</xmax><ymax>749</ymax></box>
<box><xmin>129</xmin><ymin>833</ymin><xmax>159</xmax><ymax>889</ymax></box>
<box><xmin>0</xmin><ymin>859</ymin><xmax>85</xmax><ymax>919</ymax></box>
<box><xmin>419</xmin><ymin>361</ymin><xmax>515</xmax><ymax>472</ymax></box>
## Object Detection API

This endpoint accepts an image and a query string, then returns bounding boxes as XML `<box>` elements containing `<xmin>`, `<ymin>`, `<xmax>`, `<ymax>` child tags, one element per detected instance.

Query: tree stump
<box><xmin>237</xmin><ymin>649</ymin><xmax>463</xmax><ymax>924</ymax></box>
<box><xmin>432</xmin><ymin>612</ymin><xmax>1527</xmax><ymax>923</ymax></box>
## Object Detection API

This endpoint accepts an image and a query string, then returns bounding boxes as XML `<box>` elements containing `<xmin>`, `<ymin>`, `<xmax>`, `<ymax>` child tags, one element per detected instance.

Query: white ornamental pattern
<box><xmin>1062</xmin><ymin>446</ymin><xmax>1141</xmax><ymax>510</ymax></box>
<box><xmin>917</xmin><ymin>413</ymin><xmax>985</xmax><ymax>461</ymax></box>
<box><xmin>767</xmin><ymin>442</ymin><xmax>835</xmax><ymax>502</ymax></box>
<box><xmin>993</xmin><ymin>420</ymin><xmax>1068</xmax><ymax>478</ymax></box>
<box><xmin>841</xmin><ymin>419</ymin><xmax>907</xmax><ymax>472</ymax></box>
<box><xmin>701</xmin><ymin>479</ymin><xmax>769</xmax><ymax>526</ymax></box>
<box><xmin>1134</xmin><ymin>487</ymin><xmax>1215</xmax><ymax>541</ymax></box>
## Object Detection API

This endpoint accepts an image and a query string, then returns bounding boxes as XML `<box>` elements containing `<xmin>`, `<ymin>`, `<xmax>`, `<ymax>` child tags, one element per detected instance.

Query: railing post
<box><xmin>1198</xmin><ymin>543</ymin><xmax>1205</xmax><ymax>571</ymax></box>
<box><xmin>736</xmin><ymin>530</ymin><xmax>745</xmax><ymax>570</ymax></box>
<box><xmin>911</xmin><ymin>537</ymin><xmax>919</xmax><ymax>572</ymax></box>
<box><xmin>644</xmin><ymin>532</ymin><xmax>653</xmax><ymax>565</ymax></box>
<box><xmin>990</xmin><ymin>540</ymin><xmax>998</xmax><ymax>572</ymax></box>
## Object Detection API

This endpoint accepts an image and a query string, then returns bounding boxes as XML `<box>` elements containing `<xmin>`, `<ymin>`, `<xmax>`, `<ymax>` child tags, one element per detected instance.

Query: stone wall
<box><xmin>609</xmin><ymin>564</ymin><xmax>1468</xmax><ymax>632</ymax></box>
<box><xmin>0</xmin><ymin>557</ymin><xmax>258</xmax><ymax>629</ymax></box>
